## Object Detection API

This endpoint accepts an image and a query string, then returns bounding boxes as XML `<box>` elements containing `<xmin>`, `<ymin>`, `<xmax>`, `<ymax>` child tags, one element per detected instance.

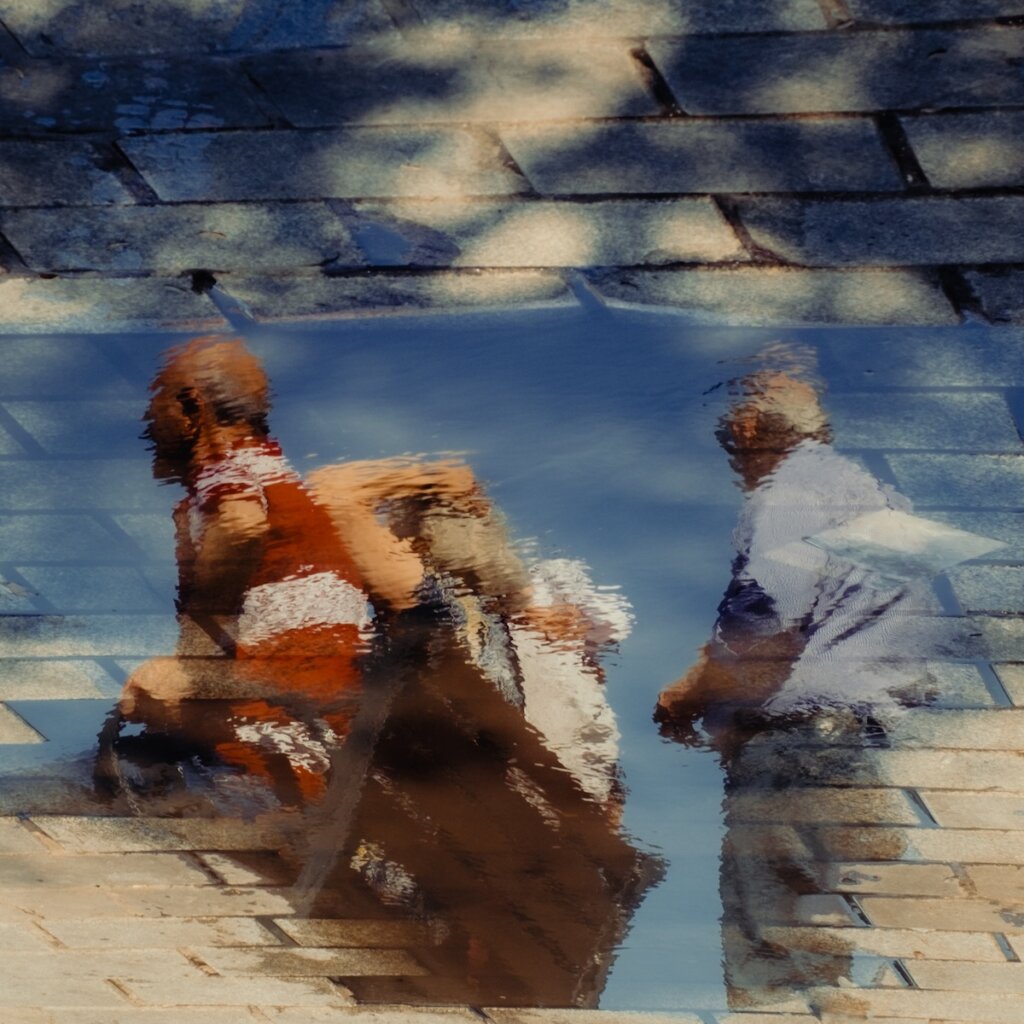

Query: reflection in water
<box><xmin>655</xmin><ymin>343</ymin><xmax>1003</xmax><ymax>1013</ymax></box>
<box><xmin>93</xmin><ymin>336</ymin><xmax>657</xmax><ymax>1006</ymax></box>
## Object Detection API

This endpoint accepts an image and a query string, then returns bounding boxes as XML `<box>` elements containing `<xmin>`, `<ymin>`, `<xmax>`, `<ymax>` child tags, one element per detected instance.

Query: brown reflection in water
<box><xmin>654</xmin><ymin>343</ymin><xmax>920</xmax><ymax>1014</ymax></box>
<box><xmin>94</xmin><ymin>336</ymin><xmax>657</xmax><ymax>1007</ymax></box>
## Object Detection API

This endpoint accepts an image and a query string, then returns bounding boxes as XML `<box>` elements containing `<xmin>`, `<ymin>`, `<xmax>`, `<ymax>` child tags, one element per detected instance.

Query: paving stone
<box><xmin>829</xmin><ymin>391</ymin><xmax>1021</xmax><ymax>451</ymax></box>
<box><xmin>0</xmin><ymin>58</ymin><xmax>267</xmax><ymax>135</ymax></box>
<box><xmin>0</xmin><ymin>817</ymin><xmax>46</xmax><ymax>854</ymax></box>
<box><xmin>738</xmin><ymin>196</ymin><xmax>1024</xmax><ymax>266</ymax></box>
<box><xmin>2</xmin><ymin>203</ymin><xmax>362</xmax><ymax>273</ymax></box>
<box><xmin>950</xmin><ymin>565</ymin><xmax>1024</xmax><ymax>614</ymax></box>
<box><xmin>903</xmin><ymin>111</ymin><xmax>1024</xmax><ymax>189</ymax></box>
<box><xmin>0</xmin><ymin>884</ymin><xmax>137</xmax><ymax>917</ymax></box>
<box><xmin>0</xmin><ymin>339</ymin><xmax>138</xmax><ymax>398</ymax></box>
<box><xmin>217</xmin><ymin>270</ymin><xmax>572</xmax><ymax>320</ymax></box>
<box><xmin>728</xmin><ymin>788</ymin><xmax>919</xmax><ymax>826</ymax></box>
<box><xmin>995</xmin><ymin>663</ymin><xmax>1024</xmax><ymax>704</ymax></box>
<box><xmin>224</xmin><ymin>0</ymin><xmax>396</xmax><ymax>51</ymax></box>
<box><xmin>809</xmin><ymin>987</ymin><xmax>1024</xmax><ymax>1022</ymax></box>
<box><xmin>0</xmin><ymin>614</ymin><xmax>176</xmax><ymax>658</ymax></box>
<box><xmin>0</xmin><ymin>968</ymin><xmax>128</xmax><ymax>1007</ymax></box>
<box><xmin>760</xmin><ymin>924</ymin><xmax>1004</xmax><ymax>962</ymax></box>
<box><xmin>589</xmin><ymin>268</ymin><xmax>955</xmax><ymax>325</ymax></box>
<box><xmin>884</xmin><ymin>708</ymin><xmax>1024</xmax><ymax>749</ymax></box>
<box><xmin>790</xmin><ymin>894</ymin><xmax>861</xmax><ymax>926</ymax></box>
<box><xmin>112</xmin><ymin>514</ymin><xmax>176</xmax><ymax>562</ymax></box>
<box><xmin>0</xmin><ymin>920</ymin><xmax>52</xmax><ymax>949</ymax></box>
<box><xmin>14</xmin><ymin>567</ymin><xmax>167</xmax><ymax>613</ymax></box>
<box><xmin>501</xmin><ymin>119</ymin><xmax>901</xmax><ymax>195</ymax></box>
<box><xmin>261</xmin><ymin>1010</ymin><xmax>483</xmax><ymax>1024</ymax></box>
<box><xmin>246</xmin><ymin>42</ymin><xmax>658</xmax><ymax>126</ymax></box>
<box><xmin>0</xmin><ymin>852</ymin><xmax>210</xmax><ymax>887</ymax></box>
<box><xmin>920</xmin><ymin>789</ymin><xmax>1024</xmax><ymax>829</ymax></box>
<box><xmin>846</xmin><ymin>0</ymin><xmax>1024</xmax><ymax>24</ymax></box>
<box><xmin>908</xmin><ymin>961</ymin><xmax>1024</xmax><ymax>992</ymax></box>
<box><xmin>967</xmin><ymin>269</ymin><xmax>1024</xmax><ymax>324</ymax></box>
<box><xmin>966</xmin><ymin>864</ymin><xmax>1024</xmax><ymax>902</ymax></box>
<box><xmin>194</xmin><ymin>945</ymin><xmax>427</xmax><ymax>977</ymax></box>
<box><xmin>926</xmin><ymin>512</ymin><xmax>1024</xmax><ymax>563</ymax></box>
<box><xmin>0</xmin><ymin>276</ymin><xmax>221</xmax><ymax>334</ymax></box>
<box><xmin>32</xmin><ymin>815</ymin><xmax>290</xmax><ymax>852</ymax></box>
<box><xmin>818</xmin><ymin>825</ymin><xmax>1024</xmax><ymax>864</ymax></box>
<box><xmin>0</xmin><ymin>459</ymin><xmax>166</xmax><ymax>511</ymax></box>
<box><xmin>888</xmin><ymin>453</ymin><xmax>1024</xmax><ymax>507</ymax></box>
<box><xmin>41</xmin><ymin>915</ymin><xmax>281</xmax><ymax>948</ymax></box>
<box><xmin>0</xmin><ymin>140</ymin><xmax>130</xmax><ymax>206</ymax></box>
<box><xmin>118</xmin><ymin>974</ymin><xmax>350</xmax><ymax>1007</ymax></box>
<box><xmin>47</xmin><ymin>1012</ymin><xmax>270</xmax><ymax>1024</ymax></box>
<box><xmin>723</xmin><ymin>824</ymin><xmax>813</xmax><ymax>861</ymax></box>
<box><xmin>0</xmin><ymin>703</ymin><xmax>44</xmax><ymax>743</ymax></box>
<box><xmin>117</xmin><ymin>886</ymin><xmax>296</xmax><ymax>919</ymax></box>
<box><xmin>488</xmin><ymin>1013</ymin><xmax>701</xmax><ymax>1024</ymax></box>
<box><xmin>399</xmin><ymin>0</ymin><xmax>826</xmax><ymax>35</ymax></box>
<box><xmin>861</xmin><ymin>894</ymin><xmax>1024</xmax><ymax>931</ymax></box>
<box><xmin>0</xmin><ymin>515</ymin><xmax>137</xmax><ymax>563</ymax></box>
<box><xmin>195</xmin><ymin>852</ymin><xmax>277</xmax><ymax>887</ymax></box>
<box><xmin>350</xmin><ymin>198</ymin><xmax>745</xmax><ymax>267</ymax></box>
<box><xmin>4</xmin><ymin>399</ymin><xmax>148</xmax><ymax>456</ymax></box>
<box><xmin>648</xmin><ymin>27</ymin><xmax>1024</xmax><ymax>115</ymax></box>
<box><xmin>823</xmin><ymin>861</ymin><xmax>962</xmax><ymax>896</ymax></box>
<box><xmin>274</xmin><ymin>919</ymin><xmax>430</xmax><ymax>948</ymax></box>
<box><xmin>120</xmin><ymin>128</ymin><xmax>526</xmax><ymax>202</ymax></box>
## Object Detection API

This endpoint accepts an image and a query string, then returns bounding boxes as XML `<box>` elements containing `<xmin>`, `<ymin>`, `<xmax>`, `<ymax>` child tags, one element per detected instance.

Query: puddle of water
<box><xmin>1</xmin><ymin>306</ymin><xmax>1023</xmax><ymax>1012</ymax></box>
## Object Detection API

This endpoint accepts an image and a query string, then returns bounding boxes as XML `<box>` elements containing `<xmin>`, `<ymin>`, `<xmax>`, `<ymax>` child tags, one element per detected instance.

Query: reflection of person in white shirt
<box><xmin>655</xmin><ymin>342</ymin><xmax>1001</xmax><ymax>750</ymax></box>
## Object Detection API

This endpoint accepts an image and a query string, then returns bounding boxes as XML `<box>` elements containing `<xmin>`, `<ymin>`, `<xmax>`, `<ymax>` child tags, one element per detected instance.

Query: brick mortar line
<box><xmin>629</xmin><ymin>45</ymin><xmax>687</xmax><ymax>116</ymax></box>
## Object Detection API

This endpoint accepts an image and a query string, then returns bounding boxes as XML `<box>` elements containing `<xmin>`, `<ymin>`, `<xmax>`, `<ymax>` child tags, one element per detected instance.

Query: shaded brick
<box><xmin>0</xmin><ymin>614</ymin><xmax>177</xmax><ymax>658</ymax></box>
<box><xmin>216</xmin><ymin>270</ymin><xmax>571</xmax><ymax>320</ymax></box>
<box><xmin>884</xmin><ymin>708</ymin><xmax>1024</xmax><ymax>750</ymax></box>
<box><xmin>0</xmin><ymin>460</ymin><xmax>162</xmax><ymax>512</ymax></box>
<box><xmin>818</xmin><ymin>824</ymin><xmax>1024</xmax><ymax>864</ymax></box>
<box><xmin>0</xmin><ymin>817</ymin><xmax>46</xmax><ymax>854</ymax></box>
<box><xmin>648</xmin><ymin>27</ymin><xmax>1024</xmax><ymax>114</ymax></box>
<box><xmin>995</xmin><ymin>663</ymin><xmax>1024</xmax><ymax>705</ymax></box>
<box><xmin>0</xmin><ymin>58</ymin><xmax>268</xmax><ymax>135</ymax></box>
<box><xmin>117</xmin><ymin>975</ymin><xmax>349</xmax><ymax>1007</ymax></box>
<box><xmin>738</xmin><ymin>196</ymin><xmax>1024</xmax><ymax>266</ymax></box>
<box><xmin>4</xmin><ymin>400</ymin><xmax>148</xmax><ymax>456</ymax></box>
<box><xmin>112</xmin><ymin>514</ymin><xmax>176</xmax><ymax>562</ymax></box>
<box><xmin>950</xmin><ymin>565</ymin><xmax>1024</xmax><ymax>614</ymax></box>
<box><xmin>262</xmin><ymin>1010</ymin><xmax>484</xmax><ymax>1024</ymax></box>
<box><xmin>120</xmin><ymin>128</ymin><xmax>526</xmax><ymax>202</ymax></box>
<box><xmin>246</xmin><ymin>42</ymin><xmax>658</xmax><ymax>126</ymax></box>
<box><xmin>0</xmin><ymin>514</ymin><xmax>138</xmax><ymax>563</ymax></box>
<box><xmin>42</xmin><ymin>915</ymin><xmax>280</xmax><ymax>949</ymax></box>
<box><xmin>761</xmin><ymin>924</ymin><xmax>1003</xmax><ymax>961</ymax></box>
<box><xmin>887</xmin><ymin>453</ymin><xmax>1024</xmax><ymax>507</ymax></box>
<box><xmin>194</xmin><ymin>945</ymin><xmax>427</xmax><ymax>977</ymax></box>
<box><xmin>920</xmin><ymin>789</ymin><xmax>1024</xmax><ymax>829</ymax></box>
<box><xmin>903</xmin><ymin>111</ymin><xmax>1024</xmax><ymax>189</ymax></box>
<box><xmin>400</xmin><ymin>0</ymin><xmax>825</xmax><ymax>35</ymax></box>
<box><xmin>830</xmin><ymin>391</ymin><xmax>1021</xmax><ymax>452</ymax></box>
<box><xmin>589</xmin><ymin>267</ymin><xmax>955</xmax><ymax>325</ymax></box>
<box><xmin>350</xmin><ymin>198</ymin><xmax>745</xmax><ymax>267</ymax></box>
<box><xmin>0</xmin><ymin>704</ymin><xmax>44</xmax><ymax>743</ymax></box>
<box><xmin>967</xmin><ymin>269</ymin><xmax>1024</xmax><ymax>324</ymax></box>
<box><xmin>1</xmin><ymin>203</ymin><xmax>362</xmax><ymax>273</ymax></box>
<box><xmin>847</xmin><ymin>0</ymin><xmax>1024</xmax><ymax>24</ymax></box>
<box><xmin>0</xmin><ymin>852</ymin><xmax>209</xmax><ymax>887</ymax></box>
<box><xmin>488</xmin><ymin>1013</ymin><xmax>703</xmax><ymax>1024</ymax></box>
<box><xmin>729</xmin><ymin>788</ymin><xmax>919</xmax><ymax>826</ymax></box>
<box><xmin>274</xmin><ymin>919</ymin><xmax>430</xmax><ymax>948</ymax></box>
<box><xmin>14</xmin><ymin>567</ymin><xmax>166</xmax><ymax>614</ymax></box>
<box><xmin>32</xmin><ymin>815</ymin><xmax>288</xmax><ymax>852</ymax></box>
<box><xmin>0</xmin><ymin>339</ymin><xmax>137</xmax><ymax>398</ymax></box>
<box><xmin>809</xmin><ymin>987</ymin><xmax>1024</xmax><ymax>1022</ymax></box>
<box><xmin>0</xmin><ymin>140</ymin><xmax>129</xmax><ymax>206</ymax></box>
<box><xmin>501</xmin><ymin>119</ymin><xmax>902</xmax><ymax>194</ymax></box>
<box><xmin>0</xmin><ymin>276</ymin><xmax>220</xmax><ymax>334</ymax></box>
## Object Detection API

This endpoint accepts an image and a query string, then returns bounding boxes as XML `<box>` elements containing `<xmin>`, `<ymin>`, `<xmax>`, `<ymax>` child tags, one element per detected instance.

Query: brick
<box><xmin>246</xmin><ymin>42</ymin><xmax>658</xmax><ymax>126</ymax></box>
<box><xmin>921</xmin><ymin>789</ymin><xmax>1024</xmax><ymax>829</ymax></box>
<box><xmin>261</xmin><ymin>1010</ymin><xmax>483</xmax><ymax>1024</ymax></box>
<box><xmin>112</xmin><ymin>514</ymin><xmax>175</xmax><ymax>562</ymax></box>
<box><xmin>42</xmin><ymin>915</ymin><xmax>280</xmax><ymax>948</ymax></box>
<box><xmin>830</xmin><ymin>391</ymin><xmax>1021</xmax><ymax>452</ymax></box>
<box><xmin>0</xmin><ymin>614</ymin><xmax>177</xmax><ymax>658</ymax></box>
<box><xmin>487</xmin><ymin>1013</ymin><xmax>702</xmax><ymax>1024</ymax></box>
<box><xmin>118</xmin><ymin>975</ymin><xmax>350</xmax><ymax>1007</ymax></box>
<box><xmin>401</xmin><ymin>0</ymin><xmax>825</xmax><ymax>35</ymax></box>
<box><xmin>950</xmin><ymin>565</ymin><xmax>1024</xmax><ymax>614</ymax></box>
<box><xmin>649</xmin><ymin>27</ymin><xmax>1024</xmax><ymax>115</ymax></box>
<box><xmin>884</xmin><ymin>709</ymin><xmax>1024</xmax><ymax>750</ymax></box>
<box><xmin>0</xmin><ymin>817</ymin><xmax>45</xmax><ymax>854</ymax></box>
<box><xmin>888</xmin><ymin>454</ymin><xmax>1024</xmax><ymax>508</ymax></box>
<box><xmin>193</xmin><ymin>945</ymin><xmax>427</xmax><ymax>976</ymax></box>
<box><xmin>216</xmin><ymin>270</ymin><xmax>571</xmax><ymax>320</ymax></box>
<box><xmin>820</xmin><ymin>825</ymin><xmax>1024</xmax><ymax>864</ymax></box>
<box><xmin>225</xmin><ymin>0</ymin><xmax>396</xmax><ymax>51</ymax></box>
<box><xmin>739</xmin><ymin>196</ymin><xmax>1024</xmax><ymax>267</ymax></box>
<box><xmin>0</xmin><ymin>276</ymin><xmax>220</xmax><ymax>334</ymax></box>
<box><xmin>967</xmin><ymin>269</ymin><xmax>1024</xmax><ymax>324</ymax></box>
<box><xmin>824</xmin><ymin>861</ymin><xmax>961</xmax><ymax>896</ymax></box>
<box><xmin>120</xmin><ymin>128</ymin><xmax>525</xmax><ymax>202</ymax></box>
<box><xmin>0</xmin><ymin>852</ymin><xmax>210</xmax><ymax>887</ymax></box>
<box><xmin>0</xmin><ymin>921</ymin><xmax>52</xmax><ymax>949</ymax></box>
<box><xmin>4</xmin><ymin>203</ymin><xmax>360</xmax><ymax>274</ymax></box>
<box><xmin>724</xmin><ymin>824</ymin><xmax>813</xmax><ymax>860</ymax></box>
<box><xmin>48</xmin><ymin>1012</ymin><xmax>270</xmax><ymax>1024</ymax></box>
<box><xmin>501</xmin><ymin>119</ymin><xmax>901</xmax><ymax>195</ymax></box>
<box><xmin>0</xmin><ymin>58</ymin><xmax>267</xmax><ymax>135</ymax></box>
<box><xmin>760</xmin><ymin>924</ymin><xmax>1004</xmax><ymax>961</ymax></box>
<box><xmin>0</xmin><ymin>460</ymin><xmax>166</xmax><ymax>512</ymax></box>
<box><xmin>0</xmin><ymin>703</ymin><xmax>44</xmax><ymax>743</ymax></box>
<box><xmin>350</xmin><ymin>198</ymin><xmax>745</xmax><ymax>267</ymax></box>
<box><xmin>32</xmin><ymin>815</ymin><xmax>288</xmax><ymax>852</ymax></box>
<box><xmin>196</xmin><ymin>852</ymin><xmax>277</xmax><ymax>887</ymax></box>
<box><xmin>995</xmin><ymin>664</ymin><xmax>1024</xmax><ymax>704</ymax></box>
<box><xmin>861</xmin><ymin>895</ymin><xmax>1024</xmax><ymax>931</ymax></box>
<box><xmin>904</xmin><ymin>111</ymin><xmax>1024</xmax><ymax>189</ymax></box>
<box><xmin>728</xmin><ymin>788</ymin><xmax>919</xmax><ymax>826</ymax></box>
<box><xmin>0</xmin><ymin>140</ymin><xmax>129</xmax><ymax>206</ymax></box>
<box><xmin>4</xmin><ymin>400</ymin><xmax>149</xmax><ymax>456</ymax></box>
<box><xmin>0</xmin><ymin>884</ymin><xmax>138</xmax><ymax>918</ymax></box>
<box><xmin>966</xmin><ymin>864</ymin><xmax>1024</xmax><ymax>901</ymax></box>
<box><xmin>589</xmin><ymin>268</ymin><xmax>955</xmax><ymax>325</ymax></box>
<box><xmin>791</xmin><ymin>894</ymin><xmax>861</xmax><ymax>926</ymax></box>
<box><xmin>119</xmin><ymin>886</ymin><xmax>295</xmax><ymax>918</ymax></box>
<box><xmin>810</xmin><ymin>986</ymin><xmax>1024</xmax><ymax>1022</ymax></box>
<box><xmin>16</xmin><ymin>567</ymin><xmax>166</xmax><ymax>613</ymax></box>
<box><xmin>847</xmin><ymin>0</ymin><xmax>1024</xmax><ymax>24</ymax></box>
<box><xmin>908</xmin><ymin>961</ymin><xmax>1024</xmax><ymax>992</ymax></box>
<box><xmin>274</xmin><ymin>919</ymin><xmax>429</xmax><ymax>948</ymax></box>
<box><xmin>0</xmin><ymin>969</ymin><xmax>126</xmax><ymax>1007</ymax></box>
<box><xmin>0</xmin><ymin>660</ymin><xmax>113</xmax><ymax>700</ymax></box>
<box><xmin>0</xmin><ymin>339</ymin><xmax>137</xmax><ymax>398</ymax></box>
<box><xmin>926</xmin><ymin>513</ymin><xmax>1024</xmax><ymax>564</ymax></box>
